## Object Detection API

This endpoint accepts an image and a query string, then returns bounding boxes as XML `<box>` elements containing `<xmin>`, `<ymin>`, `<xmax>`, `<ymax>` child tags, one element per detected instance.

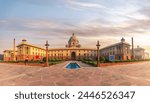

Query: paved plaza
<box><xmin>0</xmin><ymin>61</ymin><xmax>150</xmax><ymax>86</ymax></box>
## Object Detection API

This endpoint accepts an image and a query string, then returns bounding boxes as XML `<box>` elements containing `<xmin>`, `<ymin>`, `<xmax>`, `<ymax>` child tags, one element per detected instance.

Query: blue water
<box><xmin>66</xmin><ymin>62</ymin><xmax>80</xmax><ymax>69</ymax></box>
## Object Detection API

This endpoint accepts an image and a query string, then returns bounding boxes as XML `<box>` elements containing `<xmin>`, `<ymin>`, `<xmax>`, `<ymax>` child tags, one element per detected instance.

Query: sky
<box><xmin>0</xmin><ymin>0</ymin><xmax>150</xmax><ymax>54</ymax></box>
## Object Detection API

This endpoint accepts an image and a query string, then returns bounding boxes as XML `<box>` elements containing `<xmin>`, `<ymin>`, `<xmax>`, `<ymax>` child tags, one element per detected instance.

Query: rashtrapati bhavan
<box><xmin>4</xmin><ymin>33</ymin><xmax>96</xmax><ymax>61</ymax></box>
<box><xmin>3</xmin><ymin>33</ymin><xmax>149</xmax><ymax>61</ymax></box>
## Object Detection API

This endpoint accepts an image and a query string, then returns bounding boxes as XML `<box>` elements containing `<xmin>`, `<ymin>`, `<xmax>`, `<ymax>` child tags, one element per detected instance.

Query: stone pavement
<box><xmin>0</xmin><ymin>61</ymin><xmax>150</xmax><ymax>86</ymax></box>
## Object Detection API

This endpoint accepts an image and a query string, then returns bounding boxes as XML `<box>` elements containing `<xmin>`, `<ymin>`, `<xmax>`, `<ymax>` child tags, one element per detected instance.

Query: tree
<box><xmin>100</xmin><ymin>57</ymin><xmax>105</xmax><ymax>63</ymax></box>
<box><xmin>43</xmin><ymin>57</ymin><xmax>46</xmax><ymax>62</ymax></box>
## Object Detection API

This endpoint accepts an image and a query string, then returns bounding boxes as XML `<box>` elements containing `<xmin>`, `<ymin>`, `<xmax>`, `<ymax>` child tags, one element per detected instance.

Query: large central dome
<box><xmin>66</xmin><ymin>33</ymin><xmax>81</xmax><ymax>48</ymax></box>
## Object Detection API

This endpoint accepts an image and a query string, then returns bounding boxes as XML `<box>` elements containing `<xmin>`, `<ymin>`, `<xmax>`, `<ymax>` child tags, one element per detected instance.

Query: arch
<box><xmin>71</xmin><ymin>52</ymin><xmax>76</xmax><ymax>60</ymax></box>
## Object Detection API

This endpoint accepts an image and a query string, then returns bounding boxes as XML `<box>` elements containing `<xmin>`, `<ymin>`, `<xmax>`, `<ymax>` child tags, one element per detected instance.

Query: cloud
<box><xmin>66</xmin><ymin>0</ymin><xmax>105</xmax><ymax>9</ymax></box>
<box><xmin>1</xmin><ymin>0</ymin><xmax>150</xmax><ymax>53</ymax></box>
<box><xmin>64</xmin><ymin>0</ymin><xmax>106</xmax><ymax>11</ymax></box>
<box><xmin>0</xmin><ymin>16</ymin><xmax>149</xmax><ymax>41</ymax></box>
<box><xmin>10</xmin><ymin>0</ymin><xmax>63</xmax><ymax>6</ymax></box>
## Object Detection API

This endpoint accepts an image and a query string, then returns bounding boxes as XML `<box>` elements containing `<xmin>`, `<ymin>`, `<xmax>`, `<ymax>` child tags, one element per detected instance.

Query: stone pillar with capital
<box><xmin>96</xmin><ymin>41</ymin><xmax>100</xmax><ymax>67</ymax></box>
<box><xmin>45</xmin><ymin>41</ymin><xmax>50</xmax><ymax>67</ymax></box>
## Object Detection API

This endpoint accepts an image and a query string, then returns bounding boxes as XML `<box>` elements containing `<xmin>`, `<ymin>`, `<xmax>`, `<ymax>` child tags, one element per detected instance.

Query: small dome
<box><xmin>22</xmin><ymin>39</ymin><xmax>27</xmax><ymax>44</ymax></box>
<box><xmin>121</xmin><ymin>38</ymin><xmax>125</xmax><ymax>42</ymax></box>
<box><xmin>22</xmin><ymin>39</ymin><xmax>27</xmax><ymax>42</ymax></box>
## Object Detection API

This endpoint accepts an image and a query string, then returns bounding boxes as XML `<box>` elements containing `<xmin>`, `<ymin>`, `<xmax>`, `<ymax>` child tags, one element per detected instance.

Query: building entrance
<box><xmin>71</xmin><ymin>52</ymin><xmax>76</xmax><ymax>60</ymax></box>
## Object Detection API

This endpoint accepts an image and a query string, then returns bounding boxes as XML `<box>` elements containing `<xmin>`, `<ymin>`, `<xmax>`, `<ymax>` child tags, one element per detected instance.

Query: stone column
<box><xmin>13</xmin><ymin>38</ymin><xmax>16</xmax><ymax>61</ymax></box>
<box><xmin>132</xmin><ymin>37</ymin><xmax>134</xmax><ymax>59</ymax></box>
<box><xmin>96</xmin><ymin>41</ymin><xmax>100</xmax><ymax>67</ymax></box>
<box><xmin>45</xmin><ymin>41</ymin><xmax>50</xmax><ymax>67</ymax></box>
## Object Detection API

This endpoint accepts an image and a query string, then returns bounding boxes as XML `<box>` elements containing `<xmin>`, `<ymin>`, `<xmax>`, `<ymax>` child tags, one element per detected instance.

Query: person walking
<box><xmin>25</xmin><ymin>56</ymin><xmax>29</xmax><ymax>65</ymax></box>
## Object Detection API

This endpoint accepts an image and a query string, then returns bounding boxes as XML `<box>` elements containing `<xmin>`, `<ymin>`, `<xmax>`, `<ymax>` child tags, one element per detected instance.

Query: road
<box><xmin>0</xmin><ymin>61</ymin><xmax>150</xmax><ymax>86</ymax></box>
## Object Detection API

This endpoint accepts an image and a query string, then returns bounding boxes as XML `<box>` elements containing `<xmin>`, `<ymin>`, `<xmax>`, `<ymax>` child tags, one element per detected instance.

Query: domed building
<box><xmin>66</xmin><ymin>33</ymin><xmax>81</xmax><ymax>48</ymax></box>
<box><xmin>3</xmin><ymin>33</ymin><xmax>97</xmax><ymax>61</ymax></box>
<box><xmin>49</xmin><ymin>33</ymin><xmax>97</xmax><ymax>60</ymax></box>
<box><xmin>100</xmin><ymin>38</ymin><xmax>131</xmax><ymax>60</ymax></box>
<box><xmin>3</xmin><ymin>34</ymin><xmax>139</xmax><ymax>62</ymax></box>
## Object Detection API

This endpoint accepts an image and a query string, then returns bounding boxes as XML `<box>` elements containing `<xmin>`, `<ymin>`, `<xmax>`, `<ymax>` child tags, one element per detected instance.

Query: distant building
<box><xmin>3</xmin><ymin>40</ymin><xmax>46</xmax><ymax>62</ymax></box>
<box><xmin>0</xmin><ymin>54</ymin><xmax>3</xmax><ymax>60</ymax></box>
<box><xmin>133</xmin><ymin>46</ymin><xmax>149</xmax><ymax>60</ymax></box>
<box><xmin>49</xmin><ymin>33</ymin><xmax>96</xmax><ymax>61</ymax></box>
<box><xmin>16</xmin><ymin>39</ymin><xmax>46</xmax><ymax>61</ymax></box>
<box><xmin>144</xmin><ymin>52</ymin><xmax>149</xmax><ymax>59</ymax></box>
<box><xmin>101</xmin><ymin>38</ymin><xmax>131</xmax><ymax>61</ymax></box>
<box><xmin>3</xmin><ymin>50</ymin><xmax>17</xmax><ymax>61</ymax></box>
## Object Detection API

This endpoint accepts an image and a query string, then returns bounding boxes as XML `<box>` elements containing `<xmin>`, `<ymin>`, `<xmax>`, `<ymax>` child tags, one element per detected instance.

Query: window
<box><xmin>113</xmin><ymin>52</ymin><xmax>115</xmax><ymax>55</ymax></box>
<box><xmin>87</xmin><ymin>54</ymin><xmax>89</xmax><ymax>56</ymax></box>
<box><xmin>127</xmin><ymin>56</ymin><xmax>129</xmax><ymax>60</ymax></box>
<box><xmin>119</xmin><ymin>56</ymin><xmax>121</xmax><ymax>60</ymax></box>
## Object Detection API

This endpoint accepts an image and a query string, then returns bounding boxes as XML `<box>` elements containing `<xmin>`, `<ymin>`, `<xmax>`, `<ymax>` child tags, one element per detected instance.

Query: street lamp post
<box><xmin>96</xmin><ymin>40</ymin><xmax>100</xmax><ymax>67</ymax></box>
<box><xmin>45</xmin><ymin>41</ymin><xmax>50</xmax><ymax>67</ymax></box>
<box><xmin>13</xmin><ymin>38</ymin><xmax>16</xmax><ymax>61</ymax></box>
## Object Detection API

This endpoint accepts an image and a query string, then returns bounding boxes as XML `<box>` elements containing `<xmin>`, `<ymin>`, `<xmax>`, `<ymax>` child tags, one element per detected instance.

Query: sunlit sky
<box><xmin>0</xmin><ymin>0</ymin><xmax>150</xmax><ymax>54</ymax></box>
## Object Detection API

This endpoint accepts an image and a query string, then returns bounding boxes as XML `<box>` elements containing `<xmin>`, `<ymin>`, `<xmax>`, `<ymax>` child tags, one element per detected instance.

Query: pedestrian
<box><xmin>25</xmin><ymin>56</ymin><xmax>29</xmax><ymax>65</ymax></box>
